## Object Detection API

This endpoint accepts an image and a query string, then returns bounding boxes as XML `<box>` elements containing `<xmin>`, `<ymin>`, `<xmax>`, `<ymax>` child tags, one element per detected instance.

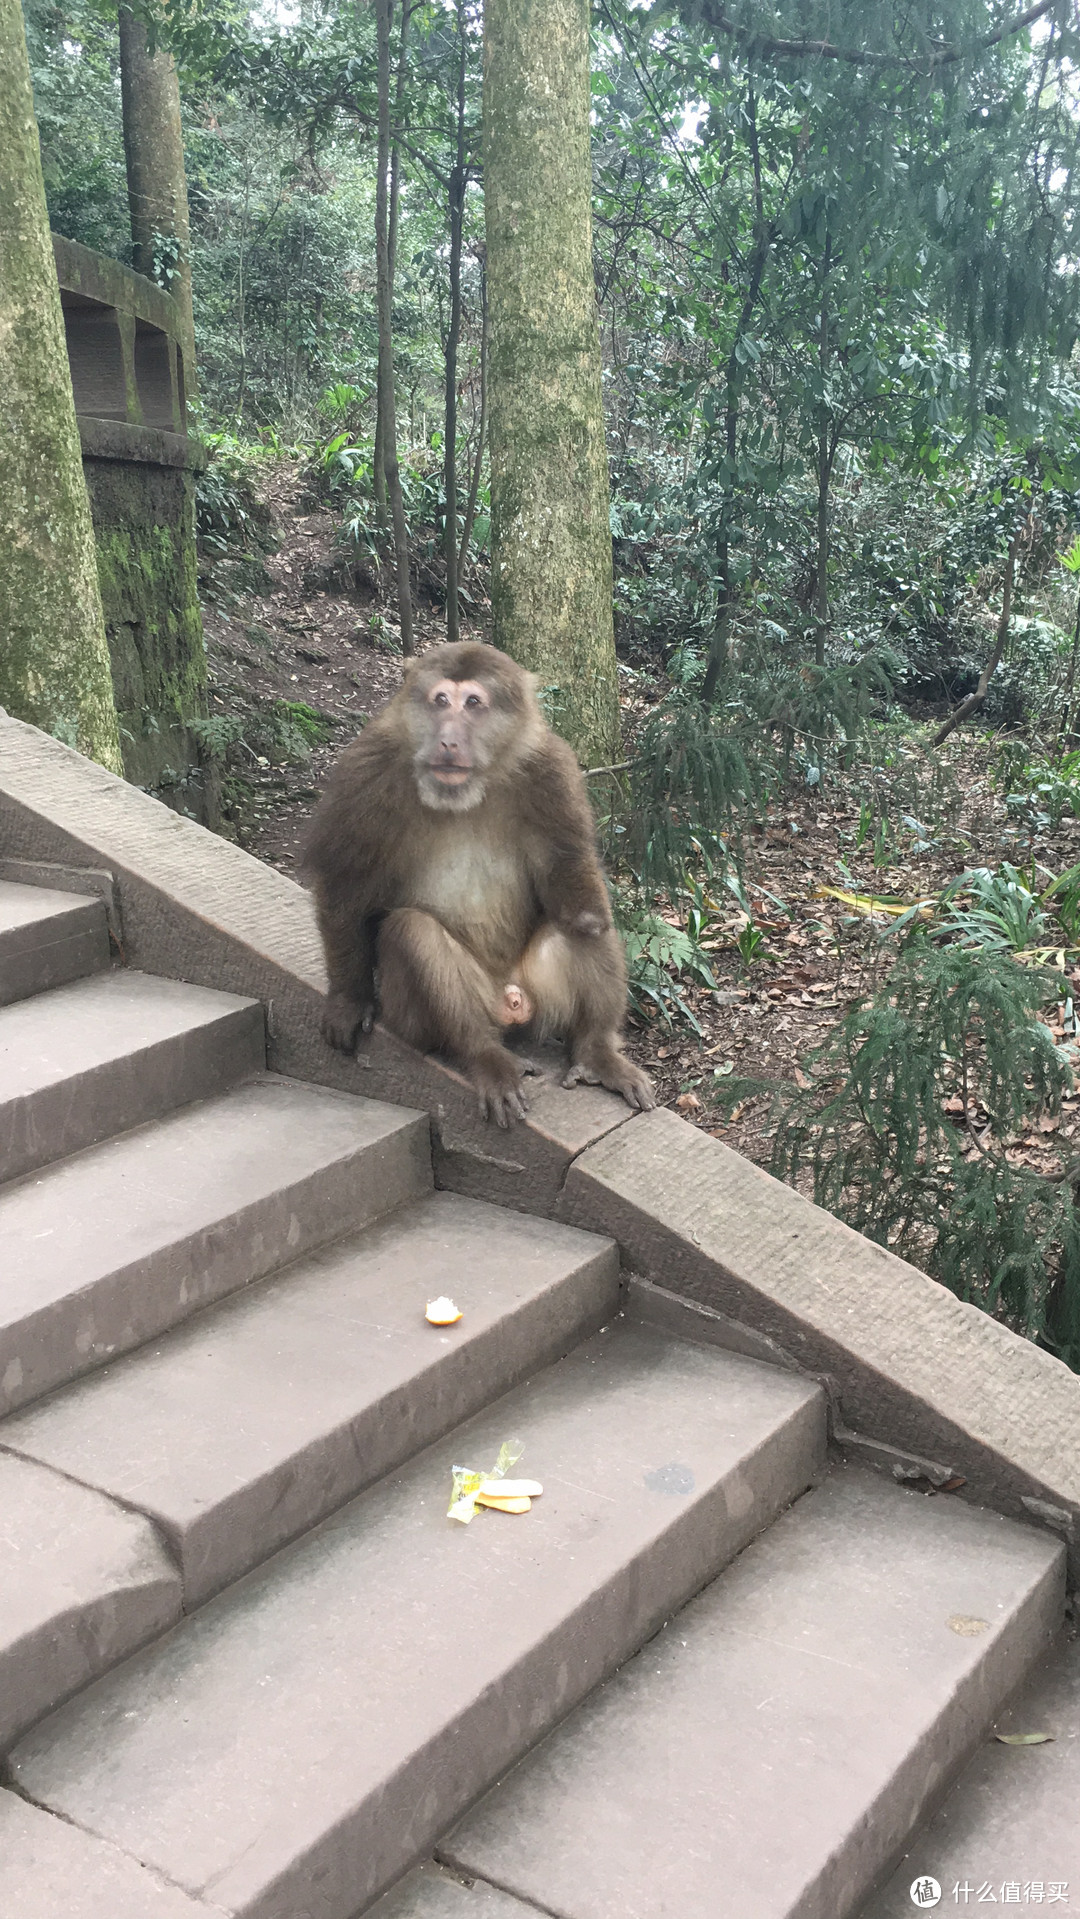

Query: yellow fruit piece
<box><xmin>475</xmin><ymin>1493</ymin><xmax>532</xmax><ymax>1513</ymax></box>
<box><xmin>425</xmin><ymin>1296</ymin><xmax>463</xmax><ymax>1325</ymax></box>
<box><xmin>478</xmin><ymin>1479</ymin><xmax>542</xmax><ymax>1499</ymax></box>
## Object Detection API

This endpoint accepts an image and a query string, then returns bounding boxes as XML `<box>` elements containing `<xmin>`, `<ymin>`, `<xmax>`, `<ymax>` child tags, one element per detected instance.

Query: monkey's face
<box><xmin>411</xmin><ymin>676</ymin><xmax>510</xmax><ymax>812</ymax></box>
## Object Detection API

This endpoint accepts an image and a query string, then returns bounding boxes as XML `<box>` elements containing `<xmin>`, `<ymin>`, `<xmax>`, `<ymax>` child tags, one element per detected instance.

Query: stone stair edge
<box><xmin>0</xmin><ymin>971</ymin><xmax>267</xmax><ymax>1184</ymax></box>
<box><xmin>4</xmin><ymin>717</ymin><xmax>1075</xmax><ymax>1581</ymax></box>
<box><xmin>0</xmin><ymin>1450</ymin><xmax>183</xmax><ymax>1752</ymax></box>
<box><xmin>0</xmin><ymin>1791</ymin><xmax>220</xmax><ymax>1919</ymax></box>
<box><xmin>0</xmin><ymin>1190</ymin><xmax>622</xmax><ymax>1606</ymax></box>
<box><xmin>435</xmin><ymin>1464</ymin><xmax>1067</xmax><ymax>1919</ymax></box>
<box><xmin>0</xmin><ymin>1077</ymin><xmax>434</xmax><ymax>1418</ymax></box>
<box><xmin>0</xmin><ymin>878</ymin><xmax>111</xmax><ymax>1006</ymax></box>
<box><xmin>6</xmin><ymin>1323</ymin><xmax>828</xmax><ymax>1919</ymax></box>
<box><xmin>0</xmin><ymin>717</ymin><xmax>635</xmax><ymax>1214</ymax></box>
<box><xmin>560</xmin><ymin>1109</ymin><xmax>1080</xmax><ymax>1581</ymax></box>
<box><xmin>862</xmin><ymin>1634</ymin><xmax>1080</xmax><ymax>1915</ymax></box>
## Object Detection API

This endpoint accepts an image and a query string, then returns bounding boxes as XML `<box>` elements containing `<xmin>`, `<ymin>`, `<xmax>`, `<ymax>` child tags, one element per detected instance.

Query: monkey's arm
<box><xmin>303</xmin><ymin>729</ymin><xmax>401</xmax><ymax>1053</ymax></box>
<box><xmin>527</xmin><ymin>740</ymin><xmax>614</xmax><ymax>938</ymax></box>
<box><xmin>313</xmin><ymin>887</ymin><xmax>380</xmax><ymax>1051</ymax></box>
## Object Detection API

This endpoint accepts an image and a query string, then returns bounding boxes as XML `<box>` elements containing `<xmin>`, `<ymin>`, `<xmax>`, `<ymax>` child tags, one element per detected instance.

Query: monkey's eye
<box><xmin>465</xmin><ymin>694</ymin><xmax>484</xmax><ymax>710</ymax></box>
<box><xmin>433</xmin><ymin>691</ymin><xmax>450</xmax><ymax>707</ymax></box>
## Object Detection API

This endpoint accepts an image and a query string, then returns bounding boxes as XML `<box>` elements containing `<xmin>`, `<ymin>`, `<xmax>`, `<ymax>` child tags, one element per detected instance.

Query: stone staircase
<box><xmin>0</xmin><ymin>875</ymin><xmax>1073</xmax><ymax>1919</ymax></box>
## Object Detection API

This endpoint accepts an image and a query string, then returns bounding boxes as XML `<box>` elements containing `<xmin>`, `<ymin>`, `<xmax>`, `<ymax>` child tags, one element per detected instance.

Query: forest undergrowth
<box><xmin>197</xmin><ymin>450</ymin><xmax>1080</xmax><ymax>1370</ymax></box>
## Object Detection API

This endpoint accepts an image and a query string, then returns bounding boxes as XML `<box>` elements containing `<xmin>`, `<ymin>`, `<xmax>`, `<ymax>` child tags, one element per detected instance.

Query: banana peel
<box><xmin>448</xmin><ymin>1441</ymin><xmax>544</xmax><ymax>1523</ymax></box>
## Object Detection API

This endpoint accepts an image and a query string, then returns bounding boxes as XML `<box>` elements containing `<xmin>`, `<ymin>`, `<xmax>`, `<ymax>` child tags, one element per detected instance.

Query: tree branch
<box><xmin>700</xmin><ymin>0</ymin><xmax>1057</xmax><ymax>71</ymax></box>
<box><xmin>932</xmin><ymin>513</ymin><xmax>1027</xmax><ymax>747</ymax></box>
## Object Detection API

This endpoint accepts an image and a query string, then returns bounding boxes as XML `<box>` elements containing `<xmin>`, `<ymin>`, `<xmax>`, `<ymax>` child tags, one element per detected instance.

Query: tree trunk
<box><xmin>118</xmin><ymin>8</ymin><xmax>196</xmax><ymax>388</ymax></box>
<box><xmin>0</xmin><ymin>0</ymin><xmax>122</xmax><ymax>773</ymax></box>
<box><xmin>375</xmin><ymin>0</ymin><xmax>414</xmax><ymax>653</ymax></box>
<box><xmin>702</xmin><ymin>84</ymin><xmax>768</xmax><ymax>707</ymax></box>
<box><xmin>932</xmin><ymin>516</ymin><xmax>1026</xmax><ymax>748</ymax></box>
<box><xmin>458</xmin><ymin>259</ymin><xmax>489</xmax><ymax>575</ymax></box>
<box><xmin>443</xmin><ymin>2</ymin><xmax>467</xmax><ymax>645</ymax></box>
<box><xmin>484</xmin><ymin>0</ymin><xmax>618</xmax><ymax>766</ymax></box>
<box><xmin>813</xmin><ymin>236</ymin><xmax>832</xmax><ymax>668</ymax></box>
<box><xmin>374</xmin><ymin>2</ymin><xmax>409</xmax><ymax>527</ymax></box>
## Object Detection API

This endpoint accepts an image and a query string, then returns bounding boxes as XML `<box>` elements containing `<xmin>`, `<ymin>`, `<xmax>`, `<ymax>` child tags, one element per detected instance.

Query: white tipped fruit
<box><xmin>425</xmin><ymin>1297</ymin><xmax>463</xmax><ymax>1325</ymax></box>
<box><xmin>476</xmin><ymin>1494</ymin><xmax>532</xmax><ymax>1513</ymax></box>
<box><xmin>479</xmin><ymin>1480</ymin><xmax>542</xmax><ymax>1499</ymax></box>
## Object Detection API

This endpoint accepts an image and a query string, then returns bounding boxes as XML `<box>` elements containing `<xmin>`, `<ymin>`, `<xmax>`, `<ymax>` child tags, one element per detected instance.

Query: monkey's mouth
<box><xmin>429</xmin><ymin>764</ymin><xmax>472</xmax><ymax>784</ymax></box>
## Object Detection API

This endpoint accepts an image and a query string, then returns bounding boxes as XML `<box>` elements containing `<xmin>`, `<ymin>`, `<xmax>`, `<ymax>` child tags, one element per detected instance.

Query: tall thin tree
<box><xmin>375</xmin><ymin>0</ymin><xmax>414</xmax><ymax>654</ymax></box>
<box><xmin>0</xmin><ymin>0</ymin><xmax>122</xmax><ymax>772</ymax></box>
<box><xmin>484</xmin><ymin>0</ymin><xmax>619</xmax><ymax>765</ymax></box>
<box><xmin>443</xmin><ymin>0</ymin><xmax>468</xmax><ymax>644</ymax></box>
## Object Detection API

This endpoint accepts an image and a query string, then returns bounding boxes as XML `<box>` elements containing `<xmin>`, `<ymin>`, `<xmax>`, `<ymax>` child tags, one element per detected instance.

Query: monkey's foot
<box><xmin>470</xmin><ymin>1048</ymin><xmax>530</xmax><ymax>1128</ymax></box>
<box><xmin>320</xmin><ymin>991</ymin><xmax>375</xmax><ymax>1053</ymax></box>
<box><xmin>496</xmin><ymin>981</ymin><xmax>534</xmax><ymax>1027</ymax></box>
<box><xmin>564</xmin><ymin>1050</ymin><xmax>656</xmax><ymax>1113</ymax></box>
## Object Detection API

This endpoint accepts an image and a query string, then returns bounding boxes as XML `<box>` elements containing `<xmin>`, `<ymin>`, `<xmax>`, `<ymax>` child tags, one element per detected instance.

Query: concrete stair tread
<box><xmin>0</xmin><ymin>968</ymin><xmax>265</xmax><ymax>1183</ymax></box>
<box><xmin>436</xmin><ymin>1466</ymin><xmax>1065</xmax><ymax>1919</ymax></box>
<box><xmin>1</xmin><ymin>1191</ymin><xmax>621</xmax><ymax>1603</ymax></box>
<box><xmin>371</xmin><ymin>1865</ymin><xmax>528</xmax><ymax>1918</ymax></box>
<box><xmin>0</xmin><ymin>1792</ymin><xmax>213</xmax><ymax>1919</ymax></box>
<box><xmin>0</xmin><ymin>1451</ymin><xmax>181</xmax><ymax>1749</ymax></box>
<box><xmin>0</xmin><ymin>1075</ymin><xmax>430</xmax><ymax>1416</ymax></box>
<box><xmin>0</xmin><ymin>880</ymin><xmax>109</xmax><ymax>1007</ymax></box>
<box><xmin>8</xmin><ymin>1323</ymin><xmax>825</xmax><ymax>1919</ymax></box>
<box><xmin>863</xmin><ymin>1634</ymin><xmax>1080</xmax><ymax>1912</ymax></box>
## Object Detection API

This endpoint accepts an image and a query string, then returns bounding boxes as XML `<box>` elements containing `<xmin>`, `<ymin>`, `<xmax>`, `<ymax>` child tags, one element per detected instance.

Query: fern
<box><xmin>771</xmin><ymin>944</ymin><xmax>1080</xmax><ymax>1368</ymax></box>
<box><xmin>621</xmin><ymin>691</ymin><xmax>762</xmax><ymax>895</ymax></box>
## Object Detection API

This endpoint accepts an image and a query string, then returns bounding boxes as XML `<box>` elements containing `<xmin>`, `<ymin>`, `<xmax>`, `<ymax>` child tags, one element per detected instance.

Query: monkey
<box><xmin>303</xmin><ymin>640</ymin><xmax>654</xmax><ymax>1126</ymax></box>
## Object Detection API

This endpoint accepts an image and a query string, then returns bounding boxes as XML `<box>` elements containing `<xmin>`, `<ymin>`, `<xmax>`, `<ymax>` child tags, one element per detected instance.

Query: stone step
<box><xmin>434</xmin><ymin>1466</ymin><xmax>1065</xmax><ymax>1919</ymax></box>
<box><xmin>0</xmin><ymin>968</ymin><xmax>265</xmax><ymax>1183</ymax></box>
<box><xmin>0</xmin><ymin>1452</ymin><xmax>181</xmax><ymax>1752</ymax></box>
<box><xmin>8</xmin><ymin>1324</ymin><xmax>826</xmax><ymax>1919</ymax></box>
<box><xmin>862</xmin><ymin>1635</ymin><xmax>1080</xmax><ymax>1915</ymax></box>
<box><xmin>0</xmin><ymin>1793</ymin><xmax>211</xmax><ymax>1919</ymax></box>
<box><xmin>0</xmin><ymin>880</ymin><xmax>110</xmax><ymax>1007</ymax></box>
<box><xmin>0</xmin><ymin>1075</ymin><xmax>430</xmax><ymax>1417</ymax></box>
<box><xmin>371</xmin><ymin>1865</ymin><xmax>528</xmax><ymax>1919</ymax></box>
<box><xmin>2</xmin><ymin>1192</ymin><xmax>621</xmax><ymax>1605</ymax></box>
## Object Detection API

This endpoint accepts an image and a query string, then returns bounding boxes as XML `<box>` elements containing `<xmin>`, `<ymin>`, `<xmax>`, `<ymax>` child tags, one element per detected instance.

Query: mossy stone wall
<box><xmin>81</xmin><ymin>440</ymin><xmax>212</xmax><ymax>819</ymax></box>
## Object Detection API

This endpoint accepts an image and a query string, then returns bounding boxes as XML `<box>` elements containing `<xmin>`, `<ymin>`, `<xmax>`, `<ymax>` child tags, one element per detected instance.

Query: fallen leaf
<box><xmin>994</xmin><ymin>1731</ymin><xmax>1055</xmax><ymax>1745</ymax></box>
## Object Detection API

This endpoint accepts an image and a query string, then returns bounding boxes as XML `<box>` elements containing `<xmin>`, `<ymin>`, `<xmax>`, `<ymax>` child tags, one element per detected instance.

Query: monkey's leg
<box><xmin>377</xmin><ymin>908</ymin><xmax>531</xmax><ymax>1126</ymax></box>
<box><xmin>518</xmin><ymin>924</ymin><xmax>655</xmax><ymax>1114</ymax></box>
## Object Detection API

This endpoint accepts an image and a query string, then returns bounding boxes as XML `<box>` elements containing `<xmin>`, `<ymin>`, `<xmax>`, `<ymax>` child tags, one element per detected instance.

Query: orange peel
<box><xmin>425</xmin><ymin>1296</ymin><xmax>463</xmax><ymax>1325</ymax></box>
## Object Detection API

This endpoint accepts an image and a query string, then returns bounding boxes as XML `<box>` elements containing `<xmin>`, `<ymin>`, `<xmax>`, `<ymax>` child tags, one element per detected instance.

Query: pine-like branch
<box><xmin>697</xmin><ymin>0</ymin><xmax>1059</xmax><ymax>72</ymax></box>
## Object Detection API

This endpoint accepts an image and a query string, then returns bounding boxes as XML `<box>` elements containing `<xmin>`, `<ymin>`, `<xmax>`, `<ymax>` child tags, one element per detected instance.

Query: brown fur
<box><xmin>303</xmin><ymin>641</ymin><xmax>654</xmax><ymax>1124</ymax></box>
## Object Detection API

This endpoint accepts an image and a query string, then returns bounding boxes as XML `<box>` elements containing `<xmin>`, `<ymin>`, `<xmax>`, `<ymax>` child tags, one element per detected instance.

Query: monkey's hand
<box><xmin>470</xmin><ymin>1047</ymin><xmax>530</xmax><ymax>1128</ymax></box>
<box><xmin>321</xmin><ymin>990</ymin><xmax>376</xmax><ymax>1053</ymax></box>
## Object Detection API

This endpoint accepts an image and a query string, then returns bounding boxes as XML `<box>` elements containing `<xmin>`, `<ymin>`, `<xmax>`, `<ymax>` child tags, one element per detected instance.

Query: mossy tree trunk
<box><xmin>118</xmin><ymin>8</ymin><xmax>196</xmax><ymax>383</ymax></box>
<box><xmin>483</xmin><ymin>0</ymin><xmax>618</xmax><ymax>767</ymax></box>
<box><xmin>0</xmin><ymin>0</ymin><xmax>122</xmax><ymax>773</ymax></box>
